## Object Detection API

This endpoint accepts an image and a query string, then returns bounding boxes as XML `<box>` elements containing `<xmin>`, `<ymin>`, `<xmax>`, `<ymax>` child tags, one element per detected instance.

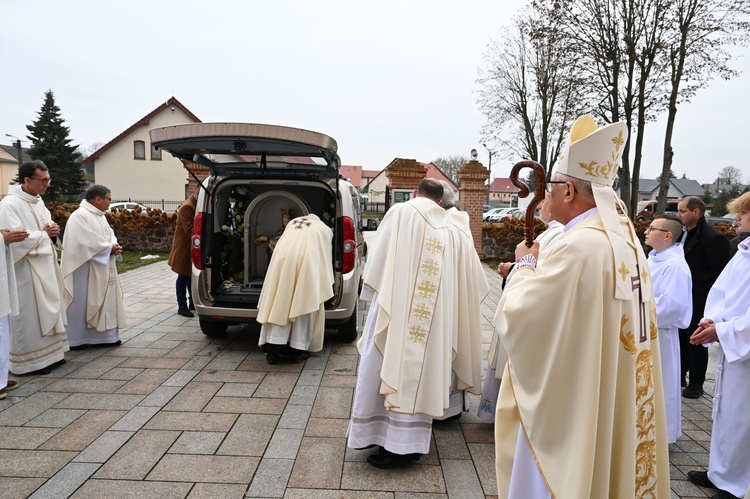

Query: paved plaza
<box><xmin>0</xmin><ymin>259</ymin><xmax>721</xmax><ymax>498</ymax></box>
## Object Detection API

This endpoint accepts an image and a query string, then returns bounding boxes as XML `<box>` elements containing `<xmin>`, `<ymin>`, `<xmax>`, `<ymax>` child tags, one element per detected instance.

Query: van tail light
<box><xmin>191</xmin><ymin>212</ymin><xmax>204</xmax><ymax>270</ymax></box>
<box><xmin>341</xmin><ymin>216</ymin><xmax>356</xmax><ymax>274</ymax></box>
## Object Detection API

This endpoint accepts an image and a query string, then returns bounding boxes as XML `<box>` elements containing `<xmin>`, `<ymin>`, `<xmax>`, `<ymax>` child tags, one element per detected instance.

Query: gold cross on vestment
<box><xmin>641</xmin><ymin>268</ymin><xmax>649</xmax><ymax>284</ymax></box>
<box><xmin>409</xmin><ymin>325</ymin><xmax>426</xmax><ymax>343</ymax></box>
<box><xmin>422</xmin><ymin>259</ymin><xmax>440</xmax><ymax>277</ymax></box>
<box><xmin>417</xmin><ymin>280</ymin><xmax>436</xmax><ymax>299</ymax></box>
<box><xmin>426</xmin><ymin>238</ymin><xmax>443</xmax><ymax>254</ymax></box>
<box><xmin>618</xmin><ymin>262</ymin><xmax>630</xmax><ymax>281</ymax></box>
<box><xmin>412</xmin><ymin>303</ymin><xmax>432</xmax><ymax>322</ymax></box>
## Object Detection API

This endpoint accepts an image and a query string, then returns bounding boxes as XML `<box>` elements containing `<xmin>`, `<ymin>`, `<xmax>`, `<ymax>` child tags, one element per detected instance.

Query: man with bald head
<box><xmin>492</xmin><ymin>116</ymin><xmax>669</xmax><ymax>498</ymax></box>
<box><xmin>646</xmin><ymin>214</ymin><xmax>692</xmax><ymax>443</ymax></box>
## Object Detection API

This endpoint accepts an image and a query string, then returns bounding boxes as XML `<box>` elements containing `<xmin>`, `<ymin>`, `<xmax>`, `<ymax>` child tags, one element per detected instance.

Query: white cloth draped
<box><xmin>0</xmin><ymin>185</ymin><xmax>67</xmax><ymax>374</ymax></box>
<box><xmin>648</xmin><ymin>243</ymin><xmax>692</xmax><ymax>443</ymax></box>
<box><xmin>703</xmin><ymin>239</ymin><xmax>750</xmax><ymax>498</ymax></box>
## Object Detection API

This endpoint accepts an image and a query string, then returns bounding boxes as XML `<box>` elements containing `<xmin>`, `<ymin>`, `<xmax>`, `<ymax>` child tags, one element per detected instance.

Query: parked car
<box><xmin>487</xmin><ymin>207</ymin><xmax>525</xmax><ymax>222</ymax></box>
<box><xmin>483</xmin><ymin>204</ymin><xmax>492</xmax><ymax>213</ymax></box>
<box><xmin>483</xmin><ymin>207</ymin><xmax>508</xmax><ymax>221</ymax></box>
<box><xmin>706</xmin><ymin>212</ymin><xmax>737</xmax><ymax>227</ymax></box>
<box><xmin>635</xmin><ymin>200</ymin><xmax>679</xmax><ymax>222</ymax></box>
<box><xmin>150</xmin><ymin>123</ymin><xmax>365</xmax><ymax>341</ymax></box>
<box><xmin>109</xmin><ymin>202</ymin><xmax>148</xmax><ymax>212</ymax></box>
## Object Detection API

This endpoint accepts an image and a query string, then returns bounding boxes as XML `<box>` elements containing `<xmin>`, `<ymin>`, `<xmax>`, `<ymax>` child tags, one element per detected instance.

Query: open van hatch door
<box><xmin>149</xmin><ymin>123</ymin><xmax>340</xmax><ymax>178</ymax></box>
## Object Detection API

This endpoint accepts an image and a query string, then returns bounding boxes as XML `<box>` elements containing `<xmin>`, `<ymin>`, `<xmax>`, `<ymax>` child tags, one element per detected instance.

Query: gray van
<box><xmin>150</xmin><ymin>123</ymin><xmax>364</xmax><ymax>340</ymax></box>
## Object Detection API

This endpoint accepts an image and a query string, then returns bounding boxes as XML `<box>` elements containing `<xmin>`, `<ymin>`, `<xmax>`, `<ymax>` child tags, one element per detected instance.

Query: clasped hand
<box><xmin>690</xmin><ymin>319</ymin><xmax>717</xmax><ymax>345</ymax></box>
<box><xmin>1</xmin><ymin>228</ymin><xmax>29</xmax><ymax>244</ymax></box>
<box><xmin>111</xmin><ymin>243</ymin><xmax>123</xmax><ymax>256</ymax></box>
<box><xmin>44</xmin><ymin>222</ymin><xmax>60</xmax><ymax>237</ymax></box>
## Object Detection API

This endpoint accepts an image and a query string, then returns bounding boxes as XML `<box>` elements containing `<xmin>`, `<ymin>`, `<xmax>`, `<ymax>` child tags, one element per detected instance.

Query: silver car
<box><xmin>150</xmin><ymin>123</ymin><xmax>365</xmax><ymax>340</ymax></box>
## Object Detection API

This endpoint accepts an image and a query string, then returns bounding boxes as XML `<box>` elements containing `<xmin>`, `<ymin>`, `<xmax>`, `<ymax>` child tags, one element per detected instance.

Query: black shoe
<box><xmin>289</xmin><ymin>348</ymin><xmax>310</xmax><ymax>364</ymax></box>
<box><xmin>177</xmin><ymin>308</ymin><xmax>194</xmax><ymax>318</ymax></box>
<box><xmin>687</xmin><ymin>470</ymin><xmax>717</xmax><ymax>489</ymax></box>
<box><xmin>92</xmin><ymin>340</ymin><xmax>121</xmax><ymax>348</ymax></box>
<box><xmin>711</xmin><ymin>491</ymin><xmax>741</xmax><ymax>499</ymax></box>
<box><xmin>681</xmin><ymin>376</ymin><xmax>687</xmax><ymax>387</ymax></box>
<box><xmin>366</xmin><ymin>447</ymin><xmax>420</xmax><ymax>469</ymax></box>
<box><xmin>51</xmin><ymin>359</ymin><xmax>66</xmax><ymax>368</ymax></box>
<box><xmin>683</xmin><ymin>384</ymin><xmax>704</xmax><ymax>399</ymax></box>
<box><xmin>265</xmin><ymin>353</ymin><xmax>280</xmax><ymax>365</ymax></box>
<box><xmin>26</xmin><ymin>367</ymin><xmax>52</xmax><ymax>375</ymax></box>
<box><xmin>69</xmin><ymin>344</ymin><xmax>89</xmax><ymax>351</ymax></box>
<box><xmin>188</xmin><ymin>303</ymin><xmax>195</xmax><ymax>311</ymax></box>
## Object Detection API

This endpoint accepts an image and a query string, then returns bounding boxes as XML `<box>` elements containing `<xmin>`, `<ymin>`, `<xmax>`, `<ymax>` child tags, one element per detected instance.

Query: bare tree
<box><xmin>657</xmin><ymin>0</ymin><xmax>750</xmax><ymax>214</ymax></box>
<box><xmin>431</xmin><ymin>155</ymin><xmax>469</xmax><ymax>184</ymax></box>
<box><xmin>477</xmin><ymin>5</ymin><xmax>587</xmax><ymax>179</ymax></box>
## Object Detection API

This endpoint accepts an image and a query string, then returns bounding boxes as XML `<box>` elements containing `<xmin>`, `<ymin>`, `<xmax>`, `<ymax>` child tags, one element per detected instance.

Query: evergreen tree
<box><xmin>25</xmin><ymin>90</ymin><xmax>85</xmax><ymax>200</ymax></box>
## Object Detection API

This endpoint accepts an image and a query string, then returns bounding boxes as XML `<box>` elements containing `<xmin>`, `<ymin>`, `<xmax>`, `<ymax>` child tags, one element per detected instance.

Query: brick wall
<box><xmin>385</xmin><ymin>158</ymin><xmax>427</xmax><ymax>190</ymax></box>
<box><xmin>458</xmin><ymin>160</ymin><xmax>490</xmax><ymax>257</ymax></box>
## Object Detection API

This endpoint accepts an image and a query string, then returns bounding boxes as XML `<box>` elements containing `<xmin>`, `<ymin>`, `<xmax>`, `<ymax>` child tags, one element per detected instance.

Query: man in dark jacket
<box><xmin>168</xmin><ymin>186</ymin><xmax>198</xmax><ymax>317</ymax></box>
<box><xmin>677</xmin><ymin>196</ymin><xmax>730</xmax><ymax>398</ymax></box>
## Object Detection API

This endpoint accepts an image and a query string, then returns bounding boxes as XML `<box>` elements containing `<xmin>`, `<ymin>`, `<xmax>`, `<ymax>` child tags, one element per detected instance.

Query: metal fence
<box><xmin>361</xmin><ymin>201</ymin><xmax>387</xmax><ymax>213</ymax></box>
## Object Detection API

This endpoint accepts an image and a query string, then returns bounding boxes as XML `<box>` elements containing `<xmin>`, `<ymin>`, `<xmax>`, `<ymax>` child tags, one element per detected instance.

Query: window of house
<box><xmin>151</xmin><ymin>143</ymin><xmax>161</xmax><ymax>160</ymax></box>
<box><xmin>134</xmin><ymin>140</ymin><xmax>145</xmax><ymax>160</ymax></box>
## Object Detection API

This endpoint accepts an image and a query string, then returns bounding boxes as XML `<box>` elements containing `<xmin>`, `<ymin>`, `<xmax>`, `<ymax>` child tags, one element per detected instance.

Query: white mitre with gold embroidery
<box><xmin>554</xmin><ymin>115</ymin><xmax>651</xmax><ymax>302</ymax></box>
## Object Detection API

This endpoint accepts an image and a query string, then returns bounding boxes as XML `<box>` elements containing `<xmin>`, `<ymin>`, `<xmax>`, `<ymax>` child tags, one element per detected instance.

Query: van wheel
<box><xmin>337</xmin><ymin>304</ymin><xmax>359</xmax><ymax>343</ymax></box>
<box><xmin>199</xmin><ymin>318</ymin><xmax>228</xmax><ymax>337</ymax></box>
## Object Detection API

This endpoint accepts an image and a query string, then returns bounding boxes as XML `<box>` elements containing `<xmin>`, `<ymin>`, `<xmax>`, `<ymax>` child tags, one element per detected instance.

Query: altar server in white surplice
<box><xmin>257</xmin><ymin>213</ymin><xmax>334</xmax><ymax>364</ymax></box>
<box><xmin>434</xmin><ymin>180</ymin><xmax>489</xmax><ymax>421</ymax></box>
<box><xmin>0</xmin><ymin>161</ymin><xmax>68</xmax><ymax>375</ymax></box>
<box><xmin>687</xmin><ymin>192</ymin><xmax>750</xmax><ymax>499</ymax></box>
<box><xmin>0</xmin><ymin>227</ymin><xmax>28</xmax><ymax>398</ymax></box>
<box><xmin>61</xmin><ymin>185</ymin><xmax>126</xmax><ymax>349</ymax></box>
<box><xmin>348</xmin><ymin>178</ymin><xmax>454</xmax><ymax>469</ymax></box>
<box><xmin>645</xmin><ymin>214</ymin><xmax>692</xmax><ymax>444</ymax></box>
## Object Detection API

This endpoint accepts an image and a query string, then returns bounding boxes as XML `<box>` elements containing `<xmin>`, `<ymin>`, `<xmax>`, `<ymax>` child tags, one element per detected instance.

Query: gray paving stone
<box><xmin>181</xmin><ymin>355</ymin><xmax>214</xmax><ymax>370</ymax></box>
<box><xmin>72</xmin><ymin>430</ymin><xmax>135</xmax><ymax>463</ymax></box>
<box><xmin>168</xmin><ymin>431</ymin><xmax>225</xmax><ymax>454</ymax></box>
<box><xmin>246</xmin><ymin>458</ymin><xmax>294</xmax><ymax>497</ymax></box>
<box><xmin>94</xmin><ymin>429</ymin><xmax>180</xmax><ymax>480</ymax></box>
<box><xmin>441</xmin><ymin>459</ymin><xmax>484</xmax><ymax>499</ymax></box>
<box><xmin>64</xmin><ymin>356</ymin><xmax>126</xmax><ymax>378</ymax></box>
<box><xmin>288</xmin><ymin>437</ymin><xmax>345</xmax><ymax>489</ymax></box>
<box><xmin>26</xmin><ymin>408</ymin><xmax>87</xmax><ymax>428</ymax></box>
<box><xmin>288</xmin><ymin>383</ymin><xmax>319</xmax><ymax>405</ymax></box>
<box><xmin>254</xmin><ymin>372</ymin><xmax>299</xmax><ymax>399</ymax></box>
<box><xmin>265</xmin><ymin>429</ymin><xmax>305</xmax><ymax>459</ymax></box>
<box><xmin>311</xmin><ymin>386</ymin><xmax>353</xmax><ymax>419</ymax></box>
<box><xmin>467</xmin><ymin>442</ymin><xmax>496</xmax><ymax>496</ymax></box>
<box><xmin>162</xmin><ymin>369</ymin><xmax>200</xmax><ymax>387</ymax></box>
<box><xmin>217</xmin><ymin>414</ymin><xmax>278</xmax><ymax>456</ymax></box>
<box><xmin>146</xmin><ymin>454</ymin><xmax>259</xmax><ymax>483</ymax></box>
<box><xmin>138</xmin><ymin>386</ymin><xmax>182</xmax><ymax>407</ymax></box>
<box><xmin>0</xmin><ymin>426</ymin><xmax>60</xmax><ymax>450</ymax></box>
<box><xmin>54</xmin><ymin>393</ymin><xmax>144</xmax><ymax>411</ymax></box>
<box><xmin>284</xmin><ymin>491</ymin><xmax>394</xmax><ymax>499</ymax></box>
<box><xmin>433</xmin><ymin>426</ymin><xmax>471</xmax><ymax>459</ymax></box>
<box><xmin>278</xmin><ymin>404</ymin><xmax>313</xmax><ymax>429</ymax></box>
<box><xmin>0</xmin><ymin>477</ymin><xmax>48</xmax><ymax>499</ymax></box>
<box><xmin>70</xmin><ymin>479</ymin><xmax>193</xmax><ymax>498</ymax></box>
<box><xmin>38</xmin><ymin>410</ymin><xmax>126</xmax><ymax>452</ymax></box>
<box><xmin>28</xmin><ymin>462</ymin><xmax>100</xmax><ymax>499</ymax></box>
<box><xmin>216</xmin><ymin>382</ymin><xmax>258</xmax><ymax>397</ymax></box>
<box><xmin>296</xmin><ymin>369</ymin><xmax>324</xmax><ymax>386</ymax></box>
<box><xmin>340</xmin><ymin>462</ymin><xmax>446</xmax><ymax>494</ymax></box>
<box><xmin>0</xmin><ymin>392</ymin><xmax>69</xmax><ymax>426</ymax></box>
<box><xmin>0</xmin><ymin>450</ymin><xmax>77</xmax><ymax>478</ymax></box>
<box><xmin>109</xmin><ymin>405</ymin><xmax>161</xmax><ymax>431</ymax></box>
<box><xmin>187</xmin><ymin>483</ymin><xmax>248</xmax><ymax>499</ymax></box>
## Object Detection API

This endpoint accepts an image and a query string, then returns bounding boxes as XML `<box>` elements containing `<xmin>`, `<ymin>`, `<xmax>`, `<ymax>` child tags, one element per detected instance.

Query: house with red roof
<box><xmin>339</xmin><ymin>165</ymin><xmax>364</xmax><ymax>188</ymax></box>
<box><xmin>84</xmin><ymin>97</ymin><xmax>201</xmax><ymax>201</ymax></box>
<box><xmin>363</xmin><ymin>160</ymin><xmax>459</xmax><ymax>204</ymax></box>
<box><xmin>489</xmin><ymin>177</ymin><xmax>521</xmax><ymax>204</ymax></box>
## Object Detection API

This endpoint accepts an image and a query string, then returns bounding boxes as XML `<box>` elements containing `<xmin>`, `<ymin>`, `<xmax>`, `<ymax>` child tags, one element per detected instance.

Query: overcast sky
<box><xmin>1</xmin><ymin>0</ymin><xmax>747</xmax><ymax>186</ymax></box>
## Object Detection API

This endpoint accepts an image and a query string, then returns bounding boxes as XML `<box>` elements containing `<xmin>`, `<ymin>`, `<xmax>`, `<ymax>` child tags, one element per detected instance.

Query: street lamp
<box><xmin>4</xmin><ymin>134</ymin><xmax>24</xmax><ymax>167</ymax></box>
<box><xmin>483</xmin><ymin>143</ymin><xmax>494</xmax><ymax>204</ymax></box>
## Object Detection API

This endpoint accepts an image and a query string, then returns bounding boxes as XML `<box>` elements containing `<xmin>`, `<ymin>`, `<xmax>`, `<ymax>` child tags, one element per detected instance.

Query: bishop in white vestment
<box><xmin>0</xmin><ymin>163</ymin><xmax>68</xmax><ymax>375</ymax></box>
<box><xmin>61</xmin><ymin>186</ymin><xmax>126</xmax><ymax>348</ymax></box>
<box><xmin>257</xmin><ymin>213</ymin><xmax>334</xmax><ymax>361</ymax></box>
<box><xmin>646</xmin><ymin>215</ymin><xmax>692</xmax><ymax>443</ymax></box>
<box><xmin>688</xmin><ymin>237</ymin><xmax>750</xmax><ymax>498</ymax></box>
<box><xmin>348</xmin><ymin>179</ymin><xmax>454</xmax><ymax>467</ymax></box>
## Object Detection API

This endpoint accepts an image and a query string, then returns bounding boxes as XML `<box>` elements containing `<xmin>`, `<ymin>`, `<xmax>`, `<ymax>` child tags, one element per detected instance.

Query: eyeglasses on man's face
<box><xmin>31</xmin><ymin>176</ymin><xmax>51</xmax><ymax>184</ymax></box>
<box><xmin>646</xmin><ymin>225</ymin><xmax>670</xmax><ymax>233</ymax></box>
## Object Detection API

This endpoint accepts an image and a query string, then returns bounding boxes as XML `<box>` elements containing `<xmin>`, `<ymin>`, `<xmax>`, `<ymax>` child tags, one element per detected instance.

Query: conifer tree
<box><xmin>25</xmin><ymin>90</ymin><xmax>85</xmax><ymax>200</ymax></box>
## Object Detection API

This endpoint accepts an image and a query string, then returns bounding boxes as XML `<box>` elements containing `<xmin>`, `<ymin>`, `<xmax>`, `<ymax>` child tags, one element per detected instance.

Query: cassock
<box><xmin>437</xmin><ymin>207</ymin><xmax>489</xmax><ymax>419</ymax></box>
<box><xmin>257</xmin><ymin>214</ymin><xmax>334</xmax><ymax>352</ymax></box>
<box><xmin>648</xmin><ymin>243</ymin><xmax>692</xmax><ymax>443</ymax></box>
<box><xmin>348</xmin><ymin>197</ymin><xmax>452</xmax><ymax>455</ymax></box>
<box><xmin>61</xmin><ymin>200</ymin><xmax>126</xmax><ymax>347</ymax></box>
<box><xmin>702</xmin><ymin>238</ymin><xmax>750</xmax><ymax>498</ymax></box>
<box><xmin>494</xmin><ymin>211</ymin><xmax>670</xmax><ymax>499</ymax></box>
<box><xmin>0</xmin><ymin>235</ymin><xmax>19</xmax><ymax>390</ymax></box>
<box><xmin>477</xmin><ymin>220</ymin><xmax>564</xmax><ymax>423</ymax></box>
<box><xmin>0</xmin><ymin>185</ymin><xmax>67</xmax><ymax>374</ymax></box>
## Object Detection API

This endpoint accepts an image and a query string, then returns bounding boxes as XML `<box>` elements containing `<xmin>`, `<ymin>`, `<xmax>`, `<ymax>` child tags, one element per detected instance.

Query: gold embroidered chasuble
<box><xmin>257</xmin><ymin>214</ymin><xmax>334</xmax><ymax>352</ymax></box>
<box><xmin>360</xmin><ymin>197</ymin><xmax>454</xmax><ymax>417</ymax></box>
<box><xmin>61</xmin><ymin>201</ymin><xmax>126</xmax><ymax>332</ymax></box>
<box><xmin>494</xmin><ymin>215</ymin><xmax>670</xmax><ymax>498</ymax></box>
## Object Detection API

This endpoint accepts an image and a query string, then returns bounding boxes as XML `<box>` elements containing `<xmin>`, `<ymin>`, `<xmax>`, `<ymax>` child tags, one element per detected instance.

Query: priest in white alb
<box><xmin>687</xmin><ymin>192</ymin><xmax>750</xmax><ymax>499</ymax></box>
<box><xmin>348</xmin><ymin>178</ymin><xmax>455</xmax><ymax>469</ymax></box>
<box><xmin>0</xmin><ymin>227</ymin><xmax>28</xmax><ymax>398</ymax></box>
<box><xmin>493</xmin><ymin>116</ymin><xmax>670</xmax><ymax>498</ymax></box>
<box><xmin>434</xmin><ymin>180</ymin><xmax>489</xmax><ymax>421</ymax></box>
<box><xmin>0</xmin><ymin>161</ymin><xmax>68</xmax><ymax>375</ymax></box>
<box><xmin>645</xmin><ymin>214</ymin><xmax>692</xmax><ymax>444</ymax></box>
<box><xmin>61</xmin><ymin>184</ymin><xmax>126</xmax><ymax>349</ymax></box>
<box><xmin>257</xmin><ymin>213</ymin><xmax>334</xmax><ymax>364</ymax></box>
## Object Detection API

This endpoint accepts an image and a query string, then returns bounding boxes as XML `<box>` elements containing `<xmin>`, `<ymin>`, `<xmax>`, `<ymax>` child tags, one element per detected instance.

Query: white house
<box><xmin>84</xmin><ymin>97</ymin><xmax>201</xmax><ymax>203</ymax></box>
